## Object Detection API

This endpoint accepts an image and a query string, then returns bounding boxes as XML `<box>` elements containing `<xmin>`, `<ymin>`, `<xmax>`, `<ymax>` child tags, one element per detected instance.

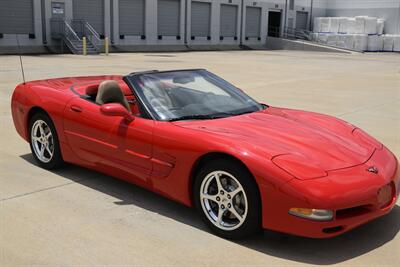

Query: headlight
<box><xmin>289</xmin><ymin>208</ymin><xmax>333</xmax><ymax>221</ymax></box>
<box><xmin>272</xmin><ymin>154</ymin><xmax>327</xmax><ymax>180</ymax></box>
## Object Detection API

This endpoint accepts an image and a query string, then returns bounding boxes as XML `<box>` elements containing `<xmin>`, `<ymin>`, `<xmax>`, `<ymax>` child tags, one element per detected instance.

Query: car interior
<box><xmin>75</xmin><ymin>80</ymin><xmax>141</xmax><ymax>116</ymax></box>
<box><xmin>72</xmin><ymin>76</ymin><xmax>253</xmax><ymax>121</ymax></box>
<box><xmin>143</xmin><ymin>82</ymin><xmax>245</xmax><ymax>117</ymax></box>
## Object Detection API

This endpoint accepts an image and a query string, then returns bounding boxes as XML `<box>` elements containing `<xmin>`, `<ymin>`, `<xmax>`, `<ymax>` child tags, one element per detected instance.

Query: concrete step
<box><xmin>64</xmin><ymin>37</ymin><xmax>100</xmax><ymax>55</ymax></box>
<box><xmin>70</xmin><ymin>46</ymin><xmax>97</xmax><ymax>50</ymax></box>
<box><xmin>71</xmin><ymin>43</ymin><xmax>96</xmax><ymax>48</ymax></box>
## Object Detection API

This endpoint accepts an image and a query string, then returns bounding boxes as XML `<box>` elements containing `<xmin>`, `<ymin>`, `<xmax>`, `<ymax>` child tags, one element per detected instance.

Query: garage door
<box><xmin>158</xmin><ymin>0</ymin><xmax>181</xmax><ymax>36</ymax></box>
<box><xmin>220</xmin><ymin>4</ymin><xmax>238</xmax><ymax>37</ymax></box>
<box><xmin>245</xmin><ymin>7</ymin><xmax>261</xmax><ymax>38</ymax></box>
<box><xmin>296</xmin><ymin>11</ymin><xmax>308</xmax><ymax>30</ymax></box>
<box><xmin>191</xmin><ymin>1</ymin><xmax>211</xmax><ymax>37</ymax></box>
<box><xmin>0</xmin><ymin>0</ymin><xmax>34</xmax><ymax>34</ymax></box>
<box><xmin>73</xmin><ymin>0</ymin><xmax>104</xmax><ymax>35</ymax></box>
<box><xmin>119</xmin><ymin>0</ymin><xmax>145</xmax><ymax>36</ymax></box>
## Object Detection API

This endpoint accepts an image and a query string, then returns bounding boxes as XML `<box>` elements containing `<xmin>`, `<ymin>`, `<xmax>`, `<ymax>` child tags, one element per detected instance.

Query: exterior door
<box><xmin>73</xmin><ymin>0</ymin><xmax>104</xmax><ymax>35</ymax></box>
<box><xmin>158</xmin><ymin>0</ymin><xmax>181</xmax><ymax>37</ymax></box>
<box><xmin>191</xmin><ymin>1</ymin><xmax>211</xmax><ymax>38</ymax></box>
<box><xmin>245</xmin><ymin>7</ymin><xmax>261</xmax><ymax>39</ymax></box>
<box><xmin>268</xmin><ymin>11</ymin><xmax>281</xmax><ymax>37</ymax></box>
<box><xmin>0</xmin><ymin>0</ymin><xmax>34</xmax><ymax>34</ymax></box>
<box><xmin>119</xmin><ymin>0</ymin><xmax>145</xmax><ymax>36</ymax></box>
<box><xmin>63</xmin><ymin>97</ymin><xmax>154</xmax><ymax>182</ymax></box>
<box><xmin>296</xmin><ymin>11</ymin><xmax>308</xmax><ymax>30</ymax></box>
<box><xmin>220</xmin><ymin>4</ymin><xmax>238</xmax><ymax>38</ymax></box>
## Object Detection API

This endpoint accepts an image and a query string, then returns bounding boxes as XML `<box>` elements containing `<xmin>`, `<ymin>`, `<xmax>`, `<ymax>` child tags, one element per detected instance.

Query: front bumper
<box><xmin>261</xmin><ymin>147</ymin><xmax>399</xmax><ymax>238</ymax></box>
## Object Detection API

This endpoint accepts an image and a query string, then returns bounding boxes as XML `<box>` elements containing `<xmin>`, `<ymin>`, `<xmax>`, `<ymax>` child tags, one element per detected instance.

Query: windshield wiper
<box><xmin>168</xmin><ymin>110</ymin><xmax>260</xmax><ymax>122</ymax></box>
<box><xmin>168</xmin><ymin>114</ymin><xmax>228</xmax><ymax>122</ymax></box>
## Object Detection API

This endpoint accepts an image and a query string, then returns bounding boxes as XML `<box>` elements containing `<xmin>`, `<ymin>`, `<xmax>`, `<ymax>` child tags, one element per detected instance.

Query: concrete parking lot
<box><xmin>1</xmin><ymin>50</ymin><xmax>399</xmax><ymax>266</ymax></box>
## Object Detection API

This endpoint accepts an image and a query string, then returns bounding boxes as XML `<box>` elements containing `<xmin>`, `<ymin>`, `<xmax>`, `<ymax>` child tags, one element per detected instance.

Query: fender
<box><xmin>11</xmin><ymin>83</ymin><xmax>76</xmax><ymax>143</ymax></box>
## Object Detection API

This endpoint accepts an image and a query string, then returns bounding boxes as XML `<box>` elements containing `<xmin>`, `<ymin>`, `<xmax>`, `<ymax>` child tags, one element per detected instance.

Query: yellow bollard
<box><xmin>105</xmin><ymin>37</ymin><xmax>109</xmax><ymax>55</ymax></box>
<box><xmin>82</xmin><ymin>37</ymin><xmax>87</xmax><ymax>56</ymax></box>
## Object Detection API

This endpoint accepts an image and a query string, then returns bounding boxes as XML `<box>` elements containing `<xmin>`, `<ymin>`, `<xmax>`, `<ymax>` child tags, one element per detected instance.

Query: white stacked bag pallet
<box><xmin>313</xmin><ymin>16</ymin><xmax>399</xmax><ymax>52</ymax></box>
<box><xmin>394</xmin><ymin>36</ymin><xmax>400</xmax><ymax>52</ymax></box>
<box><xmin>367</xmin><ymin>35</ymin><xmax>384</xmax><ymax>51</ymax></box>
<box><xmin>383</xmin><ymin>35</ymin><xmax>395</xmax><ymax>51</ymax></box>
<box><xmin>353</xmin><ymin>34</ymin><xmax>368</xmax><ymax>51</ymax></box>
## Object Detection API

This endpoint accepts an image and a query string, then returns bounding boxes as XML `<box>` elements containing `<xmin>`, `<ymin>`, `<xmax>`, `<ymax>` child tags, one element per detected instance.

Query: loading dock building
<box><xmin>0</xmin><ymin>0</ymin><xmax>399</xmax><ymax>54</ymax></box>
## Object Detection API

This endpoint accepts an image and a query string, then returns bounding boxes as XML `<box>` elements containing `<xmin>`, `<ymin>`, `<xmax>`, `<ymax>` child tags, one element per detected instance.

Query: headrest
<box><xmin>96</xmin><ymin>80</ymin><xmax>131</xmax><ymax>112</ymax></box>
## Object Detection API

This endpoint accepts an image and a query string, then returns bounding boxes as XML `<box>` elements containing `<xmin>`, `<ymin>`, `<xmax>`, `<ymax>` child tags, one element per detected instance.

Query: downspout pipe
<box><xmin>184</xmin><ymin>0</ymin><xmax>189</xmax><ymax>47</ymax></box>
<box><xmin>110</xmin><ymin>0</ymin><xmax>114</xmax><ymax>44</ymax></box>
<box><xmin>398</xmin><ymin>0</ymin><xmax>400</xmax><ymax>34</ymax></box>
<box><xmin>240</xmin><ymin>0</ymin><xmax>244</xmax><ymax>46</ymax></box>
<box><xmin>310</xmin><ymin>0</ymin><xmax>314</xmax><ymax>31</ymax></box>
<box><xmin>41</xmin><ymin>0</ymin><xmax>47</xmax><ymax>44</ymax></box>
<box><xmin>284</xmin><ymin>0</ymin><xmax>288</xmax><ymax>34</ymax></box>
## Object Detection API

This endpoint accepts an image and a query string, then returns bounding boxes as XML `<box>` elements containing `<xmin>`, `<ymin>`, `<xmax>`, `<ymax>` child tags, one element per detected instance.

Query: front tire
<box><xmin>194</xmin><ymin>159</ymin><xmax>261</xmax><ymax>239</ymax></box>
<box><xmin>29</xmin><ymin>112</ymin><xmax>64</xmax><ymax>170</ymax></box>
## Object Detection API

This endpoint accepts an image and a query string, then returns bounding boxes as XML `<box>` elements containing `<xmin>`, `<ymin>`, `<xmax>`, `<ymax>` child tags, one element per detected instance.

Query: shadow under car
<box><xmin>20</xmin><ymin>153</ymin><xmax>400</xmax><ymax>265</ymax></box>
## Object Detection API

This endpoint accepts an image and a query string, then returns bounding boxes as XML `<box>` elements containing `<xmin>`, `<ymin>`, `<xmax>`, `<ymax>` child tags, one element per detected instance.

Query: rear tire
<box><xmin>29</xmin><ymin>112</ymin><xmax>64</xmax><ymax>170</ymax></box>
<box><xmin>194</xmin><ymin>159</ymin><xmax>261</xmax><ymax>239</ymax></box>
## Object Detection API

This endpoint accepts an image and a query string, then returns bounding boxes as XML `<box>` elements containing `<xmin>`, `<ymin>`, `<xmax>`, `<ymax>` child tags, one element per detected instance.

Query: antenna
<box><xmin>15</xmin><ymin>34</ymin><xmax>26</xmax><ymax>84</ymax></box>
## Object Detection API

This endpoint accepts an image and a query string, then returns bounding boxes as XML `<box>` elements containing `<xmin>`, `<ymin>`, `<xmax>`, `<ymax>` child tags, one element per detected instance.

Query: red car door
<box><xmin>63</xmin><ymin>97</ymin><xmax>154</xmax><ymax>183</ymax></box>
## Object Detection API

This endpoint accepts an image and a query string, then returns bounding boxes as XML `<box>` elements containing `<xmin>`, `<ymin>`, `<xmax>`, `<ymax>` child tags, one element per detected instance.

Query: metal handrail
<box><xmin>84</xmin><ymin>22</ymin><xmax>100</xmax><ymax>39</ymax></box>
<box><xmin>71</xmin><ymin>19</ymin><xmax>102</xmax><ymax>52</ymax></box>
<box><xmin>64</xmin><ymin>21</ymin><xmax>81</xmax><ymax>42</ymax></box>
<box><xmin>84</xmin><ymin>21</ymin><xmax>102</xmax><ymax>51</ymax></box>
<box><xmin>282</xmin><ymin>27</ymin><xmax>314</xmax><ymax>41</ymax></box>
<box><xmin>63</xmin><ymin>21</ymin><xmax>82</xmax><ymax>53</ymax></box>
<box><xmin>282</xmin><ymin>26</ymin><xmax>362</xmax><ymax>52</ymax></box>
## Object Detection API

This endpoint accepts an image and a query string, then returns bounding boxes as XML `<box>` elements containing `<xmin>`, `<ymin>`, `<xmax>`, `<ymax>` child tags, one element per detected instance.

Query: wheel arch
<box><xmin>189</xmin><ymin>152</ymin><xmax>262</xmax><ymax>206</ymax></box>
<box><xmin>26</xmin><ymin>106</ymin><xmax>51</xmax><ymax>138</ymax></box>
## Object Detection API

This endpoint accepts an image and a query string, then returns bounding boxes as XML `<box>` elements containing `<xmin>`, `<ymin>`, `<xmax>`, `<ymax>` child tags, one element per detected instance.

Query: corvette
<box><xmin>11</xmin><ymin>69</ymin><xmax>399</xmax><ymax>239</ymax></box>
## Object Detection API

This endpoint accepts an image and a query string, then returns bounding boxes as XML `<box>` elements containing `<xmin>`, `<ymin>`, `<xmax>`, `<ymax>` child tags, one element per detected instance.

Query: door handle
<box><xmin>70</xmin><ymin>105</ymin><xmax>82</xmax><ymax>113</ymax></box>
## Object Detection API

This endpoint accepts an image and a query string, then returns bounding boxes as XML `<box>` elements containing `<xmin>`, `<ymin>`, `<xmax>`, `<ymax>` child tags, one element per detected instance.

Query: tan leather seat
<box><xmin>96</xmin><ymin>80</ymin><xmax>131</xmax><ymax>112</ymax></box>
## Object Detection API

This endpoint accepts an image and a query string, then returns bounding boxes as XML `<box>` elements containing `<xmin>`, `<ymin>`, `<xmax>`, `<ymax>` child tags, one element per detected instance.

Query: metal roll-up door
<box><xmin>158</xmin><ymin>0</ymin><xmax>181</xmax><ymax>36</ymax></box>
<box><xmin>119</xmin><ymin>0</ymin><xmax>145</xmax><ymax>36</ymax></box>
<box><xmin>73</xmin><ymin>0</ymin><xmax>104</xmax><ymax>35</ymax></box>
<box><xmin>0</xmin><ymin>0</ymin><xmax>34</xmax><ymax>34</ymax></box>
<box><xmin>296</xmin><ymin>11</ymin><xmax>308</xmax><ymax>30</ymax></box>
<box><xmin>220</xmin><ymin>4</ymin><xmax>238</xmax><ymax>37</ymax></box>
<box><xmin>191</xmin><ymin>1</ymin><xmax>211</xmax><ymax>37</ymax></box>
<box><xmin>245</xmin><ymin>7</ymin><xmax>261</xmax><ymax>38</ymax></box>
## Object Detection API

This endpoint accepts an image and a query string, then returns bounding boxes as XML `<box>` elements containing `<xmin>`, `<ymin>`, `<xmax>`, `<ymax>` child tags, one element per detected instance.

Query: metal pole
<box><xmin>83</xmin><ymin>36</ymin><xmax>87</xmax><ymax>55</ymax></box>
<box><xmin>105</xmin><ymin>37</ymin><xmax>109</xmax><ymax>55</ymax></box>
<box><xmin>15</xmin><ymin>34</ymin><xmax>26</xmax><ymax>84</ymax></box>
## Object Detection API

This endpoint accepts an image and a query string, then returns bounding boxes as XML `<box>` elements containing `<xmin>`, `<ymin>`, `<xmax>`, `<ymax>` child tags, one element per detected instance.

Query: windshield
<box><xmin>127</xmin><ymin>69</ymin><xmax>264</xmax><ymax>121</ymax></box>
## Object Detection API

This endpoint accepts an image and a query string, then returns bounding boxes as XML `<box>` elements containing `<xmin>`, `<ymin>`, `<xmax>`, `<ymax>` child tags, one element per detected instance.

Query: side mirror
<box><xmin>100</xmin><ymin>103</ymin><xmax>134</xmax><ymax>123</ymax></box>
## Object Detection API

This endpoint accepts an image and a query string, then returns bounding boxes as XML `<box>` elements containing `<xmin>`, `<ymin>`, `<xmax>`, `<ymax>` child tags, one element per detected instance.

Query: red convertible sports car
<box><xmin>11</xmin><ymin>69</ymin><xmax>399</xmax><ymax>239</ymax></box>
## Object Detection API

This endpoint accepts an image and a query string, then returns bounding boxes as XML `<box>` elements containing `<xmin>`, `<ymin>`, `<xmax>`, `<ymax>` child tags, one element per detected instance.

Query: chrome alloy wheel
<box><xmin>200</xmin><ymin>171</ymin><xmax>248</xmax><ymax>231</ymax></box>
<box><xmin>31</xmin><ymin>120</ymin><xmax>54</xmax><ymax>163</ymax></box>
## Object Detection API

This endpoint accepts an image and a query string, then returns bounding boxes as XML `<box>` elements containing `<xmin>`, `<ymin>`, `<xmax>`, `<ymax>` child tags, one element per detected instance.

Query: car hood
<box><xmin>174</xmin><ymin>107</ymin><xmax>377</xmax><ymax>171</ymax></box>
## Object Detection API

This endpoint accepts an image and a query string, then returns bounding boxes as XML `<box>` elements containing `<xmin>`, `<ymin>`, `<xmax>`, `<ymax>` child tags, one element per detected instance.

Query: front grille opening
<box><xmin>322</xmin><ymin>226</ymin><xmax>344</xmax><ymax>234</ymax></box>
<box><xmin>336</xmin><ymin>205</ymin><xmax>373</xmax><ymax>219</ymax></box>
